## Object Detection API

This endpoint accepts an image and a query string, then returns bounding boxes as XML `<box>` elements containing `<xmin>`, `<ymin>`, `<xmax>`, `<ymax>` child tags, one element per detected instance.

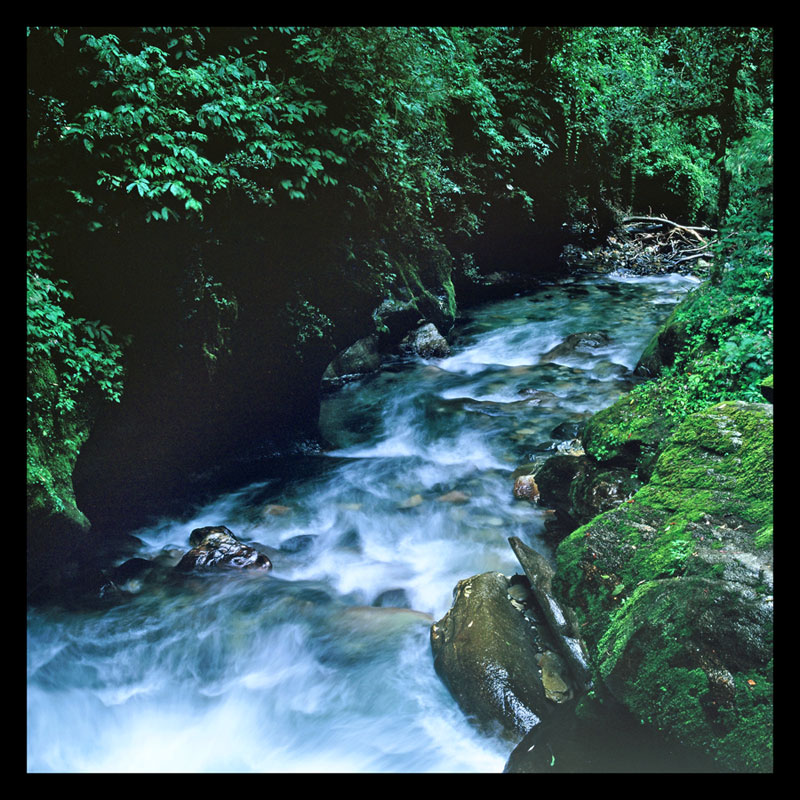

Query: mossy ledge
<box><xmin>553</xmin><ymin>401</ymin><xmax>773</xmax><ymax>772</ymax></box>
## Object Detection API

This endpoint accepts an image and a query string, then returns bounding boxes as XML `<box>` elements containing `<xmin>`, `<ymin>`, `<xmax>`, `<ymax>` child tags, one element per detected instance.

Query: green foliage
<box><xmin>27</xmin><ymin>222</ymin><xmax>126</xmax><ymax>521</ymax></box>
<box><xmin>27</xmin><ymin>222</ymin><xmax>125</xmax><ymax>432</ymax></box>
<box><xmin>549</xmin><ymin>27</ymin><xmax>772</xmax><ymax>223</ymax></box>
<box><xmin>26</xmin><ymin>26</ymin><xmax>773</xmax><ymax>542</ymax></box>
<box><xmin>285</xmin><ymin>293</ymin><xmax>335</xmax><ymax>358</ymax></box>
<box><xmin>612</xmin><ymin>108</ymin><xmax>772</xmax><ymax>430</ymax></box>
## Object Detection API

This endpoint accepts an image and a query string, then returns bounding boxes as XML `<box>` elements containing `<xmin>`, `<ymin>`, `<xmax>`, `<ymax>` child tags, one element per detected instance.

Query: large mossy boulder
<box><xmin>553</xmin><ymin>401</ymin><xmax>773</xmax><ymax>772</ymax></box>
<box><xmin>580</xmin><ymin>380</ymin><xmax>680</xmax><ymax>482</ymax></box>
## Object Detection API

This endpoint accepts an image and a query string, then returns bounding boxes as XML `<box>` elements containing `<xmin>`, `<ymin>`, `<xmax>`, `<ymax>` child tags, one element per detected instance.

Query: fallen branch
<box><xmin>672</xmin><ymin>252</ymin><xmax>712</xmax><ymax>266</ymax></box>
<box><xmin>622</xmin><ymin>215</ymin><xmax>718</xmax><ymax>242</ymax></box>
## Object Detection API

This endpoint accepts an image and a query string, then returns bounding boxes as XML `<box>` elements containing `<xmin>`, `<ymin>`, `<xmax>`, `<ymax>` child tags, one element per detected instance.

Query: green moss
<box><xmin>754</xmin><ymin>523</ymin><xmax>773</xmax><ymax>549</ymax></box>
<box><xmin>554</xmin><ymin>400</ymin><xmax>773</xmax><ymax>772</ymax></box>
<box><xmin>582</xmin><ymin>383</ymin><xmax>678</xmax><ymax>479</ymax></box>
<box><xmin>638</xmin><ymin>401</ymin><xmax>773</xmax><ymax>526</ymax></box>
<box><xmin>27</xmin><ymin>358</ymin><xmax>93</xmax><ymax>524</ymax></box>
<box><xmin>592</xmin><ymin>578</ymin><xmax>772</xmax><ymax>772</ymax></box>
<box><xmin>759</xmin><ymin>374</ymin><xmax>773</xmax><ymax>402</ymax></box>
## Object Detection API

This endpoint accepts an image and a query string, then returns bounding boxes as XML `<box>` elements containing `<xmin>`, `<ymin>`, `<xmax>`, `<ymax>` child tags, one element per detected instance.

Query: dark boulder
<box><xmin>174</xmin><ymin>525</ymin><xmax>272</xmax><ymax>573</ymax></box>
<box><xmin>535</xmin><ymin>454</ymin><xmax>642</xmax><ymax>536</ymax></box>
<box><xmin>430</xmin><ymin>571</ymin><xmax>555</xmax><ymax>741</ymax></box>
<box><xmin>321</xmin><ymin>335</ymin><xmax>381</xmax><ymax>390</ymax></box>
<box><xmin>504</xmin><ymin>694</ymin><xmax>725</xmax><ymax>773</ymax></box>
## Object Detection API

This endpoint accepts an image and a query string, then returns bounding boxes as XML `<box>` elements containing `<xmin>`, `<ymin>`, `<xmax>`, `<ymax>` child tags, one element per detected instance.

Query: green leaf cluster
<box><xmin>549</xmin><ymin>27</ymin><xmax>772</xmax><ymax>224</ymax></box>
<box><xmin>27</xmin><ymin>223</ymin><xmax>125</xmax><ymax>434</ymax></box>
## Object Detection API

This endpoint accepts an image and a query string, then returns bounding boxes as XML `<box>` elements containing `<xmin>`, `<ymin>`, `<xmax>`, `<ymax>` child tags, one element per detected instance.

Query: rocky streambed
<box><xmin>29</xmin><ymin>266</ymin><xmax>770</xmax><ymax>773</ymax></box>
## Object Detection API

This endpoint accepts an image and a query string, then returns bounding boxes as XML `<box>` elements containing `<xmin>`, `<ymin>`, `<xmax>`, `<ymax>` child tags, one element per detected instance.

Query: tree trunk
<box><xmin>714</xmin><ymin>51</ymin><xmax>742</xmax><ymax>227</ymax></box>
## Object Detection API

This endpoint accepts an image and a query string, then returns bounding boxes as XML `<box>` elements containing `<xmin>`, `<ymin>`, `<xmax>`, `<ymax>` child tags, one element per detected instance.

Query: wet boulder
<box><xmin>430</xmin><ymin>571</ymin><xmax>553</xmax><ymax>740</ymax></box>
<box><xmin>508</xmin><ymin>536</ymin><xmax>592</xmax><ymax>692</ymax></box>
<box><xmin>174</xmin><ymin>525</ymin><xmax>272</xmax><ymax>573</ymax></box>
<box><xmin>322</xmin><ymin>335</ymin><xmax>381</xmax><ymax>389</ymax></box>
<box><xmin>401</xmin><ymin>322</ymin><xmax>451</xmax><ymax>359</ymax></box>
<box><xmin>550</xmin><ymin>421</ymin><xmax>585</xmax><ymax>440</ymax></box>
<box><xmin>512</xmin><ymin>474</ymin><xmax>540</xmax><ymax>502</ymax></box>
<box><xmin>535</xmin><ymin>454</ymin><xmax>643</xmax><ymax>537</ymax></box>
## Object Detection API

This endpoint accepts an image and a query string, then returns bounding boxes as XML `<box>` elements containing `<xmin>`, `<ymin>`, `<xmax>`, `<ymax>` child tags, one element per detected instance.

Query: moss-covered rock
<box><xmin>580</xmin><ymin>382</ymin><xmax>679</xmax><ymax>481</ymax></box>
<box><xmin>27</xmin><ymin>357</ymin><xmax>98</xmax><ymax>598</ymax></box>
<box><xmin>759</xmin><ymin>373</ymin><xmax>773</xmax><ymax>403</ymax></box>
<box><xmin>553</xmin><ymin>400</ymin><xmax>773</xmax><ymax>772</ymax></box>
<box><xmin>634</xmin><ymin>282</ymin><xmax>733</xmax><ymax>378</ymax></box>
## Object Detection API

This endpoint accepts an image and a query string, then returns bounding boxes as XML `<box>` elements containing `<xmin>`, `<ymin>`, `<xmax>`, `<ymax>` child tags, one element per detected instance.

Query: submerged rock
<box><xmin>542</xmin><ymin>330</ymin><xmax>610</xmax><ymax>362</ymax></box>
<box><xmin>372</xmin><ymin>588</ymin><xmax>412</xmax><ymax>608</ymax></box>
<box><xmin>174</xmin><ymin>525</ymin><xmax>272</xmax><ymax>573</ymax></box>
<box><xmin>435</xmin><ymin>489</ymin><xmax>470</xmax><ymax>504</ymax></box>
<box><xmin>279</xmin><ymin>534</ymin><xmax>316</xmax><ymax>554</ymax></box>
<box><xmin>325</xmin><ymin>605</ymin><xmax>433</xmax><ymax>661</ymax></box>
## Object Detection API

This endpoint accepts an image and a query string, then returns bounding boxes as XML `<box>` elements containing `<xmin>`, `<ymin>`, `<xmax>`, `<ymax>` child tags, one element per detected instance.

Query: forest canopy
<box><xmin>27</xmin><ymin>25</ymin><xmax>773</xmax><ymax>501</ymax></box>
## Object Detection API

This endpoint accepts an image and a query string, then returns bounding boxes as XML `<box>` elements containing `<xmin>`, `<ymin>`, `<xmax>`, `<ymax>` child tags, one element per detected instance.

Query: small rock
<box><xmin>537</xmin><ymin>650</ymin><xmax>573</xmax><ymax>703</ymax></box>
<box><xmin>398</xmin><ymin>493</ymin><xmax>424</xmax><ymax>509</ymax></box>
<box><xmin>508</xmin><ymin>583</ymin><xmax>532</xmax><ymax>604</ymax></box>
<box><xmin>401</xmin><ymin>323</ymin><xmax>451</xmax><ymax>359</ymax></box>
<box><xmin>175</xmin><ymin>525</ymin><xmax>272</xmax><ymax>573</ymax></box>
<box><xmin>513</xmin><ymin>474</ymin><xmax>540</xmax><ymax>502</ymax></box>
<box><xmin>436</xmin><ymin>490</ymin><xmax>471</xmax><ymax>504</ymax></box>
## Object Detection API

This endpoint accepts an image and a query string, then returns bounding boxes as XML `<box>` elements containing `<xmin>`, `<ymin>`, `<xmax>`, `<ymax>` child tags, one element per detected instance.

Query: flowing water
<box><xmin>27</xmin><ymin>268</ymin><xmax>699</xmax><ymax>773</ymax></box>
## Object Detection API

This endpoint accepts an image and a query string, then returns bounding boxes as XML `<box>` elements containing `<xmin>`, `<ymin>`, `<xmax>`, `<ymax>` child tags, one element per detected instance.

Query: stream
<box><xmin>27</xmin><ymin>268</ymin><xmax>699</xmax><ymax>773</ymax></box>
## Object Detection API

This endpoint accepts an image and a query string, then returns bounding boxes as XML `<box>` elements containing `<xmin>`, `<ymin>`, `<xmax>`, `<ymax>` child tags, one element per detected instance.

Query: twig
<box><xmin>622</xmin><ymin>215</ymin><xmax>718</xmax><ymax>241</ymax></box>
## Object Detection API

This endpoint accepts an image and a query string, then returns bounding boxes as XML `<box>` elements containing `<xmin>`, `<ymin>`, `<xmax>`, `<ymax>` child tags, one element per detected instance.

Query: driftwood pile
<box><xmin>564</xmin><ymin>215</ymin><xmax>718</xmax><ymax>276</ymax></box>
<box><xmin>616</xmin><ymin>215</ymin><xmax>718</xmax><ymax>273</ymax></box>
